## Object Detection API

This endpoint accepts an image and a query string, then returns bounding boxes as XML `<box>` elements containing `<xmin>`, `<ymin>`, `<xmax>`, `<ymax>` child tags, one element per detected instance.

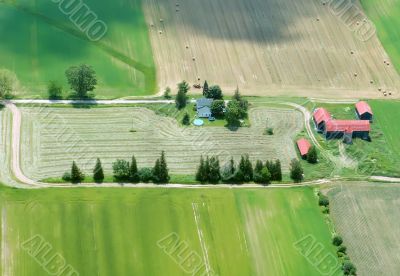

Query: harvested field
<box><xmin>0</xmin><ymin>185</ymin><xmax>336</xmax><ymax>275</ymax></box>
<box><xmin>327</xmin><ymin>182</ymin><xmax>400</xmax><ymax>276</ymax></box>
<box><xmin>143</xmin><ymin>0</ymin><xmax>400</xmax><ymax>98</ymax></box>
<box><xmin>19</xmin><ymin>106</ymin><xmax>303</xmax><ymax>181</ymax></box>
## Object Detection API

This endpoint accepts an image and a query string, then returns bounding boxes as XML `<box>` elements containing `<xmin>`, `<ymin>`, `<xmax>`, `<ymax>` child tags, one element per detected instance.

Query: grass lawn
<box><xmin>0</xmin><ymin>0</ymin><xmax>156</xmax><ymax>99</ymax></box>
<box><xmin>0</xmin><ymin>185</ymin><xmax>338</xmax><ymax>275</ymax></box>
<box><xmin>361</xmin><ymin>0</ymin><xmax>400</xmax><ymax>73</ymax></box>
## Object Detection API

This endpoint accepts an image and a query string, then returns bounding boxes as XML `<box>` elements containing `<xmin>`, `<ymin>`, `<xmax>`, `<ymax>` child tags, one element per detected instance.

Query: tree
<box><xmin>274</xmin><ymin>160</ymin><xmax>282</xmax><ymax>181</ymax></box>
<box><xmin>202</xmin><ymin>80</ymin><xmax>209</xmax><ymax>97</ymax></box>
<box><xmin>210</xmin><ymin>100</ymin><xmax>225</xmax><ymax>117</ymax></box>
<box><xmin>319</xmin><ymin>194</ymin><xmax>330</xmax><ymax>207</ymax></box>
<box><xmin>93</xmin><ymin>158</ymin><xmax>104</xmax><ymax>183</ymax></box>
<box><xmin>163</xmin><ymin>87</ymin><xmax>172</xmax><ymax>99</ymax></box>
<box><xmin>238</xmin><ymin>155</ymin><xmax>253</xmax><ymax>182</ymax></box>
<box><xmin>207</xmin><ymin>85</ymin><xmax>223</xmax><ymax>99</ymax></box>
<box><xmin>155</xmin><ymin>151</ymin><xmax>170</xmax><ymax>183</ymax></box>
<box><xmin>259</xmin><ymin>167</ymin><xmax>271</xmax><ymax>185</ymax></box>
<box><xmin>175</xmin><ymin>89</ymin><xmax>187</xmax><ymax>109</ymax></box>
<box><xmin>254</xmin><ymin>160</ymin><xmax>270</xmax><ymax>184</ymax></box>
<box><xmin>337</xmin><ymin>245</ymin><xmax>347</xmax><ymax>254</ymax></box>
<box><xmin>47</xmin><ymin>81</ymin><xmax>63</xmax><ymax>100</ymax></box>
<box><xmin>182</xmin><ymin>113</ymin><xmax>191</xmax><ymax>125</ymax></box>
<box><xmin>332</xmin><ymin>235</ymin><xmax>343</xmax><ymax>246</ymax></box>
<box><xmin>290</xmin><ymin>159</ymin><xmax>304</xmax><ymax>182</ymax></box>
<box><xmin>65</xmin><ymin>64</ymin><xmax>97</xmax><ymax>98</ymax></box>
<box><xmin>0</xmin><ymin>69</ymin><xmax>18</xmax><ymax>99</ymax></box>
<box><xmin>307</xmin><ymin>146</ymin><xmax>318</xmax><ymax>164</ymax></box>
<box><xmin>129</xmin><ymin>155</ymin><xmax>140</xmax><ymax>183</ymax></box>
<box><xmin>196</xmin><ymin>156</ymin><xmax>208</xmax><ymax>183</ymax></box>
<box><xmin>112</xmin><ymin>159</ymin><xmax>130</xmax><ymax>181</ymax></box>
<box><xmin>178</xmin><ymin>80</ymin><xmax>190</xmax><ymax>94</ymax></box>
<box><xmin>342</xmin><ymin>261</ymin><xmax>356</xmax><ymax>275</ymax></box>
<box><xmin>71</xmin><ymin>161</ymin><xmax>85</xmax><ymax>183</ymax></box>
<box><xmin>139</xmin><ymin>168</ymin><xmax>153</xmax><ymax>183</ymax></box>
<box><xmin>208</xmin><ymin>156</ymin><xmax>221</xmax><ymax>183</ymax></box>
<box><xmin>233</xmin><ymin>87</ymin><xmax>241</xmax><ymax>101</ymax></box>
<box><xmin>221</xmin><ymin>157</ymin><xmax>236</xmax><ymax>183</ymax></box>
<box><xmin>225</xmin><ymin>100</ymin><xmax>241</xmax><ymax>126</ymax></box>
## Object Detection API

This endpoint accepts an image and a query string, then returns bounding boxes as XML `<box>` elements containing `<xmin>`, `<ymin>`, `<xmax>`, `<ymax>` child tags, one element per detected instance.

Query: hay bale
<box><xmin>354</xmin><ymin>73</ymin><xmax>358</xmax><ymax>77</ymax></box>
<box><xmin>160</xmin><ymin>18</ymin><xmax>164</xmax><ymax>22</ymax></box>
<box><xmin>159</xmin><ymin>30</ymin><xmax>163</xmax><ymax>34</ymax></box>
<box><xmin>192</xmin><ymin>57</ymin><xmax>196</xmax><ymax>61</ymax></box>
<box><xmin>186</xmin><ymin>45</ymin><xmax>189</xmax><ymax>49</ymax></box>
<box><xmin>370</xmin><ymin>80</ymin><xmax>374</xmax><ymax>84</ymax></box>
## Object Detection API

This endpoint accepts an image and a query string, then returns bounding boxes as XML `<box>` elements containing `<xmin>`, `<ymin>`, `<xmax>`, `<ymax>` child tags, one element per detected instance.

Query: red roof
<box><xmin>313</xmin><ymin>108</ymin><xmax>331</xmax><ymax>125</ymax></box>
<box><xmin>325</xmin><ymin>120</ymin><xmax>370</xmax><ymax>132</ymax></box>
<box><xmin>297</xmin><ymin>138</ymin><xmax>312</xmax><ymax>156</ymax></box>
<box><xmin>355</xmin><ymin>101</ymin><xmax>373</xmax><ymax>115</ymax></box>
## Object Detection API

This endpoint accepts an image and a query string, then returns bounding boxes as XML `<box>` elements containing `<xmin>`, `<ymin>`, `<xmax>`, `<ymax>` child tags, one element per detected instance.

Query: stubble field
<box><xmin>0</xmin><ymin>186</ymin><xmax>337</xmax><ymax>276</ymax></box>
<box><xmin>327</xmin><ymin>182</ymin><xmax>400</xmax><ymax>276</ymax></box>
<box><xmin>19</xmin><ymin>106</ymin><xmax>303</xmax><ymax>181</ymax></box>
<box><xmin>143</xmin><ymin>0</ymin><xmax>400</xmax><ymax>98</ymax></box>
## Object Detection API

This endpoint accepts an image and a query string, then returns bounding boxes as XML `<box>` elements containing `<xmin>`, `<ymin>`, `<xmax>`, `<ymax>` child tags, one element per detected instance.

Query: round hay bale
<box><xmin>192</xmin><ymin>57</ymin><xmax>196</xmax><ymax>61</ymax></box>
<box><xmin>370</xmin><ymin>80</ymin><xmax>374</xmax><ymax>84</ymax></box>
<box><xmin>186</xmin><ymin>45</ymin><xmax>189</xmax><ymax>49</ymax></box>
<box><xmin>160</xmin><ymin>18</ymin><xmax>164</xmax><ymax>22</ymax></box>
<box><xmin>354</xmin><ymin>73</ymin><xmax>358</xmax><ymax>77</ymax></box>
<box><xmin>378</xmin><ymin>88</ymin><xmax>382</xmax><ymax>91</ymax></box>
<box><xmin>389</xmin><ymin>92</ymin><xmax>392</xmax><ymax>95</ymax></box>
<box><xmin>316</xmin><ymin>18</ymin><xmax>320</xmax><ymax>21</ymax></box>
<box><xmin>159</xmin><ymin>30</ymin><xmax>163</xmax><ymax>34</ymax></box>
<box><xmin>387</xmin><ymin>62</ymin><xmax>390</xmax><ymax>66</ymax></box>
<box><xmin>351</xmin><ymin>51</ymin><xmax>354</xmax><ymax>55</ymax></box>
<box><xmin>150</xmin><ymin>23</ymin><xmax>154</xmax><ymax>27</ymax></box>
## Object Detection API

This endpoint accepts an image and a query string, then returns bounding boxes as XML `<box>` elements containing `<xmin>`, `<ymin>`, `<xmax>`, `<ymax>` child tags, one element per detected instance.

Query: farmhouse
<box><xmin>355</xmin><ymin>101</ymin><xmax>373</xmax><ymax>122</ymax></box>
<box><xmin>196</xmin><ymin>98</ymin><xmax>213</xmax><ymax>118</ymax></box>
<box><xmin>296</xmin><ymin>138</ymin><xmax>312</xmax><ymax>158</ymax></box>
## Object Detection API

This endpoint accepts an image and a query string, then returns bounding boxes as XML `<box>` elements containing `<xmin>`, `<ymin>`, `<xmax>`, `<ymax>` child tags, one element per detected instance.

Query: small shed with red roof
<box><xmin>355</xmin><ymin>101</ymin><xmax>373</xmax><ymax>122</ymax></box>
<box><xmin>313</xmin><ymin>108</ymin><xmax>331</xmax><ymax>132</ymax></box>
<box><xmin>297</xmin><ymin>138</ymin><xmax>312</xmax><ymax>157</ymax></box>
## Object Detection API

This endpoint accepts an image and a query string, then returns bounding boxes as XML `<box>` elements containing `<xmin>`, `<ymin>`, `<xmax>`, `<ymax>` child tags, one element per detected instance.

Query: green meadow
<box><xmin>361</xmin><ymin>0</ymin><xmax>400</xmax><ymax>73</ymax></box>
<box><xmin>0</xmin><ymin>186</ymin><xmax>338</xmax><ymax>276</ymax></box>
<box><xmin>0</xmin><ymin>0</ymin><xmax>156</xmax><ymax>99</ymax></box>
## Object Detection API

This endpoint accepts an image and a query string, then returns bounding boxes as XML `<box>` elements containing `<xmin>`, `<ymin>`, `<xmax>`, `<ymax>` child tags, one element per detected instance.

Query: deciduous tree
<box><xmin>65</xmin><ymin>64</ymin><xmax>97</xmax><ymax>98</ymax></box>
<box><xmin>112</xmin><ymin>159</ymin><xmax>130</xmax><ymax>181</ymax></box>
<box><xmin>290</xmin><ymin>159</ymin><xmax>303</xmax><ymax>182</ymax></box>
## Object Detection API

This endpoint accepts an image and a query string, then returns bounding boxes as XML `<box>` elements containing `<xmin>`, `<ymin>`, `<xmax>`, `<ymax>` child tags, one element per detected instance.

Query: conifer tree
<box><xmin>93</xmin><ymin>158</ymin><xmax>104</xmax><ymax>183</ymax></box>
<box><xmin>274</xmin><ymin>160</ymin><xmax>282</xmax><ymax>181</ymax></box>
<box><xmin>203</xmin><ymin>80</ymin><xmax>209</xmax><ymax>97</ymax></box>
<box><xmin>196</xmin><ymin>156</ymin><xmax>207</xmax><ymax>183</ymax></box>
<box><xmin>129</xmin><ymin>155</ymin><xmax>140</xmax><ymax>183</ymax></box>
<box><xmin>158</xmin><ymin>151</ymin><xmax>170</xmax><ymax>183</ymax></box>
<box><xmin>71</xmin><ymin>161</ymin><xmax>85</xmax><ymax>183</ymax></box>
<box><xmin>208</xmin><ymin>156</ymin><xmax>221</xmax><ymax>184</ymax></box>
<box><xmin>153</xmin><ymin>159</ymin><xmax>161</xmax><ymax>183</ymax></box>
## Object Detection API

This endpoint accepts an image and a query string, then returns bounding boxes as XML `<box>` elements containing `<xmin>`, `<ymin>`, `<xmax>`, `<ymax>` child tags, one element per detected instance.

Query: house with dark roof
<box><xmin>355</xmin><ymin>101</ymin><xmax>373</xmax><ymax>122</ymax></box>
<box><xmin>297</xmin><ymin>138</ymin><xmax>312</xmax><ymax>158</ymax></box>
<box><xmin>196</xmin><ymin>98</ymin><xmax>213</xmax><ymax>118</ymax></box>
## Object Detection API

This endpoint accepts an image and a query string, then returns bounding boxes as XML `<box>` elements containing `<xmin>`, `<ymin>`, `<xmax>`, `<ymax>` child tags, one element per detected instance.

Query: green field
<box><xmin>327</xmin><ymin>182</ymin><xmax>400</xmax><ymax>276</ymax></box>
<box><xmin>361</xmin><ymin>0</ymin><xmax>400</xmax><ymax>73</ymax></box>
<box><xmin>0</xmin><ymin>185</ymin><xmax>339</xmax><ymax>275</ymax></box>
<box><xmin>0</xmin><ymin>0</ymin><xmax>156</xmax><ymax>99</ymax></box>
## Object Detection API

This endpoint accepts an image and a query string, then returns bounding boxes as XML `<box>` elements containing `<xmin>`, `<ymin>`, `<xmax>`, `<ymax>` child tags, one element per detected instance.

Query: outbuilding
<box><xmin>324</xmin><ymin>120</ymin><xmax>370</xmax><ymax>143</ymax></box>
<box><xmin>355</xmin><ymin>101</ymin><xmax>373</xmax><ymax>122</ymax></box>
<box><xmin>313</xmin><ymin>108</ymin><xmax>331</xmax><ymax>132</ymax></box>
<box><xmin>297</xmin><ymin>138</ymin><xmax>312</xmax><ymax>158</ymax></box>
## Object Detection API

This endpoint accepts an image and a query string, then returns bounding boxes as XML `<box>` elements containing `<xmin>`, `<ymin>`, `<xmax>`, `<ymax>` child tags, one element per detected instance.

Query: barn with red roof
<box><xmin>296</xmin><ymin>138</ymin><xmax>312</xmax><ymax>158</ymax></box>
<box><xmin>355</xmin><ymin>101</ymin><xmax>373</xmax><ymax>122</ymax></box>
<box><xmin>324</xmin><ymin>120</ymin><xmax>370</xmax><ymax>142</ymax></box>
<box><xmin>313</xmin><ymin>108</ymin><xmax>331</xmax><ymax>132</ymax></box>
